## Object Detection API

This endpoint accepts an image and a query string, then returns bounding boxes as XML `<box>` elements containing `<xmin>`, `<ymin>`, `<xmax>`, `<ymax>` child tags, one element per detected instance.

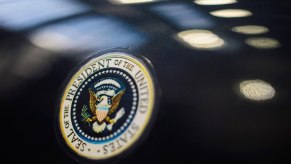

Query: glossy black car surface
<box><xmin>1</xmin><ymin>0</ymin><xmax>291</xmax><ymax>163</ymax></box>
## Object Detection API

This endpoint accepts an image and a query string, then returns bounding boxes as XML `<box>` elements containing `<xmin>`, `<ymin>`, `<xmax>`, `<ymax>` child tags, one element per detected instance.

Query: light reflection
<box><xmin>210</xmin><ymin>9</ymin><xmax>252</xmax><ymax>18</ymax></box>
<box><xmin>194</xmin><ymin>0</ymin><xmax>237</xmax><ymax>5</ymax></box>
<box><xmin>29</xmin><ymin>16</ymin><xmax>147</xmax><ymax>54</ymax></box>
<box><xmin>239</xmin><ymin>80</ymin><xmax>275</xmax><ymax>101</ymax></box>
<box><xmin>150</xmin><ymin>3</ymin><xmax>214</xmax><ymax>29</ymax></box>
<box><xmin>30</xmin><ymin>31</ymin><xmax>74</xmax><ymax>52</ymax></box>
<box><xmin>0</xmin><ymin>0</ymin><xmax>90</xmax><ymax>31</ymax></box>
<box><xmin>109</xmin><ymin>0</ymin><xmax>156</xmax><ymax>4</ymax></box>
<box><xmin>245</xmin><ymin>37</ymin><xmax>281</xmax><ymax>49</ymax></box>
<box><xmin>177</xmin><ymin>30</ymin><xmax>224</xmax><ymax>49</ymax></box>
<box><xmin>232</xmin><ymin>25</ymin><xmax>269</xmax><ymax>35</ymax></box>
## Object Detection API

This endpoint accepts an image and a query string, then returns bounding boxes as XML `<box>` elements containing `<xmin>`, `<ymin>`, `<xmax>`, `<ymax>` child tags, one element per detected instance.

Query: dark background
<box><xmin>1</xmin><ymin>0</ymin><xmax>291</xmax><ymax>163</ymax></box>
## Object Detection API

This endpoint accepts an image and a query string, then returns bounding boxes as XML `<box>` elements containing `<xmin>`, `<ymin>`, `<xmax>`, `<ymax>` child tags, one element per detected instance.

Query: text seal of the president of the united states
<box><xmin>56</xmin><ymin>48</ymin><xmax>158</xmax><ymax>162</ymax></box>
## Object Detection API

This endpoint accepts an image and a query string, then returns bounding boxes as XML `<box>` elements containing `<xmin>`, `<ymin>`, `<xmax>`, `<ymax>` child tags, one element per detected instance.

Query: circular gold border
<box><xmin>59</xmin><ymin>52</ymin><xmax>155</xmax><ymax>160</ymax></box>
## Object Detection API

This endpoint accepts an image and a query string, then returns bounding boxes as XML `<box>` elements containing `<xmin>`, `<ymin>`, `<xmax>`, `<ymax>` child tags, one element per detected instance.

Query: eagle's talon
<box><xmin>86</xmin><ymin>118</ymin><xmax>92</xmax><ymax>123</ymax></box>
<box><xmin>110</xmin><ymin>119</ymin><xmax>116</xmax><ymax>124</ymax></box>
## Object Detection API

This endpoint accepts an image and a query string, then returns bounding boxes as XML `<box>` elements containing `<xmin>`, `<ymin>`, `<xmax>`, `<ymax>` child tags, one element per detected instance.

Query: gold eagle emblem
<box><xmin>85</xmin><ymin>88</ymin><xmax>125</xmax><ymax>133</ymax></box>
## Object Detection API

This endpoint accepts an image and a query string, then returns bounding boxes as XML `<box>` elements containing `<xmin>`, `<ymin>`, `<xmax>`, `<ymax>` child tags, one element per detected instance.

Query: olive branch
<box><xmin>81</xmin><ymin>105</ymin><xmax>91</xmax><ymax>126</ymax></box>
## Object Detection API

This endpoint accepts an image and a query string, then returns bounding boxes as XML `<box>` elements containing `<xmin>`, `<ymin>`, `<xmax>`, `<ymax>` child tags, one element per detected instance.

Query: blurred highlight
<box><xmin>210</xmin><ymin>9</ymin><xmax>252</xmax><ymax>18</ymax></box>
<box><xmin>109</xmin><ymin>0</ymin><xmax>156</xmax><ymax>4</ymax></box>
<box><xmin>239</xmin><ymin>79</ymin><xmax>275</xmax><ymax>101</ymax></box>
<box><xmin>177</xmin><ymin>30</ymin><xmax>224</xmax><ymax>49</ymax></box>
<box><xmin>245</xmin><ymin>37</ymin><xmax>281</xmax><ymax>49</ymax></box>
<box><xmin>232</xmin><ymin>25</ymin><xmax>269</xmax><ymax>35</ymax></box>
<box><xmin>194</xmin><ymin>0</ymin><xmax>237</xmax><ymax>5</ymax></box>
<box><xmin>29</xmin><ymin>16</ymin><xmax>147</xmax><ymax>54</ymax></box>
<box><xmin>150</xmin><ymin>3</ymin><xmax>214</xmax><ymax>29</ymax></box>
<box><xmin>0</xmin><ymin>0</ymin><xmax>90</xmax><ymax>31</ymax></box>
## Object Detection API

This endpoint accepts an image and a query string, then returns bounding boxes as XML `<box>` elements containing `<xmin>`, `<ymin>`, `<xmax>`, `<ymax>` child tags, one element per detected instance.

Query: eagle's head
<box><xmin>96</xmin><ymin>95</ymin><xmax>112</xmax><ymax>112</ymax></box>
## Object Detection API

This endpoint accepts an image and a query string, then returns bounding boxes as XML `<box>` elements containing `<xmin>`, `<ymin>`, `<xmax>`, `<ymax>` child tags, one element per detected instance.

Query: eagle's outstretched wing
<box><xmin>108</xmin><ymin>90</ymin><xmax>125</xmax><ymax>115</ymax></box>
<box><xmin>89</xmin><ymin>89</ymin><xmax>97</xmax><ymax>115</ymax></box>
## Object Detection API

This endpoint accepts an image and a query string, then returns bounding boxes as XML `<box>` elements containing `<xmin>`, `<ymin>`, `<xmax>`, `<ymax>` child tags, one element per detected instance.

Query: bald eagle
<box><xmin>86</xmin><ymin>88</ymin><xmax>125</xmax><ymax>133</ymax></box>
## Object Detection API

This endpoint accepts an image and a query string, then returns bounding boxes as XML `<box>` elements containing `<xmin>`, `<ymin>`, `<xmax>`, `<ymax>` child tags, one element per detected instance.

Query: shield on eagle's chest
<box><xmin>96</xmin><ymin>107</ymin><xmax>109</xmax><ymax>122</ymax></box>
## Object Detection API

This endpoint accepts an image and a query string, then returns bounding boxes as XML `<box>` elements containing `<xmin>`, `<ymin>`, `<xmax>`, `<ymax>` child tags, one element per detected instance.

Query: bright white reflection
<box><xmin>232</xmin><ymin>25</ymin><xmax>269</xmax><ymax>35</ymax></box>
<box><xmin>29</xmin><ymin>16</ymin><xmax>147</xmax><ymax>54</ymax></box>
<box><xmin>177</xmin><ymin>30</ymin><xmax>224</xmax><ymax>49</ymax></box>
<box><xmin>194</xmin><ymin>0</ymin><xmax>237</xmax><ymax>5</ymax></box>
<box><xmin>210</xmin><ymin>9</ymin><xmax>252</xmax><ymax>18</ymax></box>
<box><xmin>240</xmin><ymin>80</ymin><xmax>275</xmax><ymax>101</ymax></box>
<box><xmin>109</xmin><ymin>0</ymin><xmax>155</xmax><ymax>4</ymax></box>
<box><xmin>30</xmin><ymin>31</ymin><xmax>74</xmax><ymax>52</ymax></box>
<box><xmin>245</xmin><ymin>37</ymin><xmax>281</xmax><ymax>49</ymax></box>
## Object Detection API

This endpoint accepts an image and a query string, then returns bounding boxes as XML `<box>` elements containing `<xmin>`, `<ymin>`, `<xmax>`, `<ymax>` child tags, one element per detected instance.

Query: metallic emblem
<box><xmin>56</xmin><ymin>49</ymin><xmax>158</xmax><ymax>162</ymax></box>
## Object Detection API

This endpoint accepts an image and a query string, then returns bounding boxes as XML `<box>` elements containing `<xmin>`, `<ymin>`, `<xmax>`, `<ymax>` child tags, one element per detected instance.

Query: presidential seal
<box><xmin>57</xmin><ymin>49</ymin><xmax>158</xmax><ymax>161</ymax></box>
